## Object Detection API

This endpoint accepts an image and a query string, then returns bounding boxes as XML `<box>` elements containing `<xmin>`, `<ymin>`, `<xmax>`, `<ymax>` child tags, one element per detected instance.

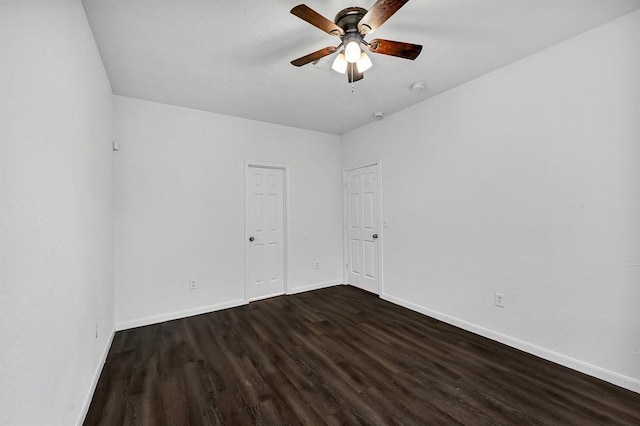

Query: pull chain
<box><xmin>350</xmin><ymin>64</ymin><xmax>355</xmax><ymax>93</ymax></box>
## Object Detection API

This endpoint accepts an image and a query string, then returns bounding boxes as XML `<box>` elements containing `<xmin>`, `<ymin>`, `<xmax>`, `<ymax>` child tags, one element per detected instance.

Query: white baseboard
<box><xmin>116</xmin><ymin>299</ymin><xmax>248</xmax><ymax>331</ymax></box>
<box><xmin>248</xmin><ymin>292</ymin><xmax>285</xmax><ymax>302</ymax></box>
<box><xmin>76</xmin><ymin>326</ymin><xmax>116</xmax><ymax>426</ymax></box>
<box><xmin>114</xmin><ymin>282</ymin><xmax>346</xmax><ymax>331</ymax></box>
<box><xmin>381</xmin><ymin>292</ymin><xmax>640</xmax><ymax>394</ymax></box>
<box><xmin>287</xmin><ymin>280</ymin><xmax>343</xmax><ymax>295</ymax></box>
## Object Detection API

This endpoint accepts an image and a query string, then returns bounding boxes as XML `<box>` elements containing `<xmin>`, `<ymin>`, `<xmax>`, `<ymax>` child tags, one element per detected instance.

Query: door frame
<box><xmin>342</xmin><ymin>160</ymin><xmax>384</xmax><ymax>295</ymax></box>
<box><xmin>244</xmin><ymin>160</ymin><xmax>290</xmax><ymax>302</ymax></box>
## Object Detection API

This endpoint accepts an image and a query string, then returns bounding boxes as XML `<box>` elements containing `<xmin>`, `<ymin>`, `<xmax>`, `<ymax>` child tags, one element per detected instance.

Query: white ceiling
<box><xmin>82</xmin><ymin>0</ymin><xmax>640</xmax><ymax>135</ymax></box>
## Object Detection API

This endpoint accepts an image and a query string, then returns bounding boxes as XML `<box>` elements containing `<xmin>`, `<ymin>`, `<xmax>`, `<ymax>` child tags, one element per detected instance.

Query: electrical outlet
<box><xmin>314</xmin><ymin>260</ymin><xmax>320</xmax><ymax>269</ymax></box>
<box><xmin>189</xmin><ymin>280</ymin><xmax>197</xmax><ymax>290</ymax></box>
<box><xmin>495</xmin><ymin>292</ymin><xmax>505</xmax><ymax>308</ymax></box>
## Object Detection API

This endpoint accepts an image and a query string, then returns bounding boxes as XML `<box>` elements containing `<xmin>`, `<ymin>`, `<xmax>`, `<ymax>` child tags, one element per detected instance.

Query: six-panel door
<box><xmin>345</xmin><ymin>165</ymin><xmax>380</xmax><ymax>294</ymax></box>
<box><xmin>246</xmin><ymin>166</ymin><xmax>285</xmax><ymax>300</ymax></box>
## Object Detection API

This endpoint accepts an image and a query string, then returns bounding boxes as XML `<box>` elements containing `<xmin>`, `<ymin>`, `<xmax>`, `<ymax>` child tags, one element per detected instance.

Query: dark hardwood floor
<box><xmin>85</xmin><ymin>285</ymin><xmax>640</xmax><ymax>425</ymax></box>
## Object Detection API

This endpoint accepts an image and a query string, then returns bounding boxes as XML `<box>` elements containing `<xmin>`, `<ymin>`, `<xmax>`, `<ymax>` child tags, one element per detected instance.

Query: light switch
<box><xmin>383</xmin><ymin>218</ymin><xmax>389</xmax><ymax>228</ymax></box>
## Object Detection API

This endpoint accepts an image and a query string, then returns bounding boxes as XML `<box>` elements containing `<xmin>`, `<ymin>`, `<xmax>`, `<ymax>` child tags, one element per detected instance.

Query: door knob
<box><xmin>372</xmin><ymin>234</ymin><xmax>378</xmax><ymax>239</ymax></box>
<box><xmin>249</xmin><ymin>236</ymin><xmax>255</xmax><ymax>242</ymax></box>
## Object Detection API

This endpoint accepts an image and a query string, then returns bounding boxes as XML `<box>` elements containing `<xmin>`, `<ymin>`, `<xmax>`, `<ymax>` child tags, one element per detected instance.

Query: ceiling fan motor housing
<box><xmin>334</xmin><ymin>7</ymin><xmax>368</xmax><ymax>37</ymax></box>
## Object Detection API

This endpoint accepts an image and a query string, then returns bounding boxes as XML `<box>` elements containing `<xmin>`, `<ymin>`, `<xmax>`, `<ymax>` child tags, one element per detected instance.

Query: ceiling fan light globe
<box><xmin>331</xmin><ymin>53</ymin><xmax>348</xmax><ymax>74</ymax></box>
<box><xmin>356</xmin><ymin>52</ymin><xmax>373</xmax><ymax>73</ymax></box>
<box><xmin>344</xmin><ymin>40</ymin><xmax>361</xmax><ymax>63</ymax></box>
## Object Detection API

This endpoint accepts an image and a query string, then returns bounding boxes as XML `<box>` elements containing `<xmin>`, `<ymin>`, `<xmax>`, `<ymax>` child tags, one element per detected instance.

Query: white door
<box><xmin>345</xmin><ymin>164</ymin><xmax>381</xmax><ymax>294</ymax></box>
<box><xmin>245</xmin><ymin>165</ymin><xmax>285</xmax><ymax>301</ymax></box>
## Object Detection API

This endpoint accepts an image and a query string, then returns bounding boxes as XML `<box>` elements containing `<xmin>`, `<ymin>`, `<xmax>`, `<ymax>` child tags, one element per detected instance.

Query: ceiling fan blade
<box><xmin>290</xmin><ymin>46</ymin><xmax>338</xmax><ymax>67</ymax></box>
<box><xmin>368</xmin><ymin>38</ymin><xmax>422</xmax><ymax>60</ymax></box>
<box><xmin>358</xmin><ymin>0</ymin><xmax>410</xmax><ymax>35</ymax></box>
<box><xmin>291</xmin><ymin>4</ymin><xmax>344</xmax><ymax>36</ymax></box>
<box><xmin>347</xmin><ymin>63</ymin><xmax>364</xmax><ymax>83</ymax></box>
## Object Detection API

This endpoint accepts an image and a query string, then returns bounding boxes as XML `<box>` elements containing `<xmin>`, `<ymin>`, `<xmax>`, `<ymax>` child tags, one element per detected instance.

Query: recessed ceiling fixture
<box><xmin>290</xmin><ymin>0</ymin><xmax>423</xmax><ymax>83</ymax></box>
<box><xmin>410</xmin><ymin>81</ymin><xmax>426</xmax><ymax>92</ymax></box>
<box><xmin>373</xmin><ymin>111</ymin><xmax>385</xmax><ymax>120</ymax></box>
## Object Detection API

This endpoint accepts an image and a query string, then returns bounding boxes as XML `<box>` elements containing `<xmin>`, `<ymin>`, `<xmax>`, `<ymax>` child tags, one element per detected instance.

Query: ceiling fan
<box><xmin>290</xmin><ymin>0</ymin><xmax>422</xmax><ymax>83</ymax></box>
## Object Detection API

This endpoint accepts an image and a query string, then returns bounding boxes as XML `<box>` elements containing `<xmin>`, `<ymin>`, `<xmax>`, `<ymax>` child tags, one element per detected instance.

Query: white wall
<box><xmin>114</xmin><ymin>96</ymin><xmax>343</xmax><ymax>329</ymax></box>
<box><xmin>342</xmin><ymin>10</ymin><xmax>640</xmax><ymax>391</ymax></box>
<box><xmin>0</xmin><ymin>1</ymin><xmax>114</xmax><ymax>425</ymax></box>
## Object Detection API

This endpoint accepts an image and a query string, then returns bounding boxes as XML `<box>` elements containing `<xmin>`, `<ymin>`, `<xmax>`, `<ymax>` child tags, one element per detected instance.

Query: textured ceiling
<box><xmin>82</xmin><ymin>0</ymin><xmax>640</xmax><ymax>134</ymax></box>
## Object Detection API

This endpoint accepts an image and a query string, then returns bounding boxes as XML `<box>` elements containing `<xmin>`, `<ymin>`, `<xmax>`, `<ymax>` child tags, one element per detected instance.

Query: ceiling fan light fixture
<box><xmin>331</xmin><ymin>52</ymin><xmax>348</xmax><ymax>74</ymax></box>
<box><xmin>356</xmin><ymin>52</ymin><xmax>373</xmax><ymax>73</ymax></box>
<box><xmin>344</xmin><ymin>39</ymin><xmax>361</xmax><ymax>63</ymax></box>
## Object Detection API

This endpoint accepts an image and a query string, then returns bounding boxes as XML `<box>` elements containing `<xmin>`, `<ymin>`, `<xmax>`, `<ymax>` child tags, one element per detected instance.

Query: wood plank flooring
<box><xmin>85</xmin><ymin>286</ymin><xmax>640</xmax><ymax>425</ymax></box>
